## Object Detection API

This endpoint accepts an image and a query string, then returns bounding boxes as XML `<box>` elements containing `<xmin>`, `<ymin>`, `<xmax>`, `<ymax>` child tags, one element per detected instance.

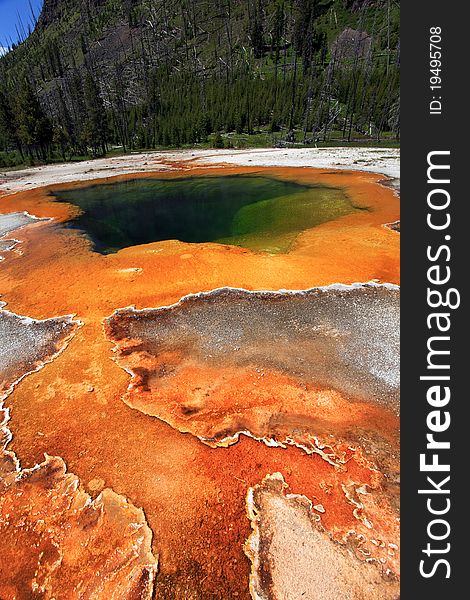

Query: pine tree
<box><xmin>212</xmin><ymin>131</ymin><xmax>224</xmax><ymax>148</ymax></box>
<box><xmin>15</xmin><ymin>79</ymin><xmax>52</xmax><ymax>161</ymax></box>
<box><xmin>251</xmin><ymin>8</ymin><xmax>264</xmax><ymax>59</ymax></box>
<box><xmin>0</xmin><ymin>88</ymin><xmax>23</xmax><ymax>159</ymax></box>
<box><xmin>82</xmin><ymin>73</ymin><xmax>108</xmax><ymax>156</ymax></box>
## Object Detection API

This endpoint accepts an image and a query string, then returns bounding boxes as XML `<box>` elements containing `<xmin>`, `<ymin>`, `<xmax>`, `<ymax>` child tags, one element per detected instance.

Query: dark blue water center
<box><xmin>51</xmin><ymin>175</ymin><xmax>357</xmax><ymax>254</ymax></box>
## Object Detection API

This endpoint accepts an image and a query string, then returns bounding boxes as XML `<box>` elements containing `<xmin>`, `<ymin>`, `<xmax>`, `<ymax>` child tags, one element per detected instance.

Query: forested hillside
<box><xmin>0</xmin><ymin>0</ymin><xmax>399</xmax><ymax>165</ymax></box>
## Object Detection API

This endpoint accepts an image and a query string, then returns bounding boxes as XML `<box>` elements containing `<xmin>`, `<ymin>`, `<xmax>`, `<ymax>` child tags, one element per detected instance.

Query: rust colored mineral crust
<box><xmin>0</xmin><ymin>308</ymin><xmax>158</xmax><ymax>599</ymax></box>
<box><xmin>0</xmin><ymin>307</ymin><xmax>80</xmax><ymax>477</ymax></box>
<box><xmin>245</xmin><ymin>473</ymin><xmax>399</xmax><ymax>600</ymax></box>
<box><xmin>0</xmin><ymin>455</ymin><xmax>158</xmax><ymax>600</ymax></box>
<box><xmin>0</xmin><ymin>309</ymin><xmax>79</xmax><ymax>403</ymax></box>
<box><xmin>0</xmin><ymin>165</ymin><xmax>400</xmax><ymax>598</ymax></box>
<box><xmin>104</xmin><ymin>283</ymin><xmax>399</xmax><ymax>464</ymax></box>
<box><xmin>104</xmin><ymin>283</ymin><xmax>401</xmax><ymax>586</ymax></box>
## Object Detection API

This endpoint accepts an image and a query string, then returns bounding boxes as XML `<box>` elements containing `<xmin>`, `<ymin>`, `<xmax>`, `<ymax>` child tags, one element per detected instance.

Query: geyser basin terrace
<box><xmin>50</xmin><ymin>175</ymin><xmax>359</xmax><ymax>254</ymax></box>
<box><xmin>105</xmin><ymin>284</ymin><xmax>400</xmax><ymax>447</ymax></box>
<box><xmin>0</xmin><ymin>162</ymin><xmax>400</xmax><ymax>599</ymax></box>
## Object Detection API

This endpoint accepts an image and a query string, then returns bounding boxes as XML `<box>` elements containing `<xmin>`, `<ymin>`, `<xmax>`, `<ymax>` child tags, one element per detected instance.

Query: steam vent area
<box><xmin>0</xmin><ymin>163</ymin><xmax>400</xmax><ymax>599</ymax></box>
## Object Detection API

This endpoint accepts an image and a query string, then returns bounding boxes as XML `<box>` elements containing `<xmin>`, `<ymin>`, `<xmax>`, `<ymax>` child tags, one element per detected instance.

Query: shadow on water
<box><xmin>51</xmin><ymin>175</ymin><xmax>359</xmax><ymax>254</ymax></box>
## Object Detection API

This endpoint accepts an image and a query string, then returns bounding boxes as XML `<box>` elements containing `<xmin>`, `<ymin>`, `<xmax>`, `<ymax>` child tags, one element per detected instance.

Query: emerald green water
<box><xmin>52</xmin><ymin>175</ymin><xmax>358</xmax><ymax>254</ymax></box>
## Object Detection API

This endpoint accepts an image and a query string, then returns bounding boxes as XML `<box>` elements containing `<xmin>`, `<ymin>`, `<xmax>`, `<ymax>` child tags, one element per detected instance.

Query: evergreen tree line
<box><xmin>0</xmin><ymin>0</ymin><xmax>400</xmax><ymax>166</ymax></box>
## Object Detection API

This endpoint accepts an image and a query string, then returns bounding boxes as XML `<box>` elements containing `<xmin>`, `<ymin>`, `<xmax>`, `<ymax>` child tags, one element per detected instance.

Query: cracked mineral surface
<box><xmin>245</xmin><ymin>473</ymin><xmax>399</xmax><ymax>600</ymax></box>
<box><xmin>0</xmin><ymin>308</ymin><xmax>158</xmax><ymax>598</ymax></box>
<box><xmin>0</xmin><ymin>164</ymin><xmax>400</xmax><ymax>598</ymax></box>
<box><xmin>0</xmin><ymin>455</ymin><xmax>158</xmax><ymax>599</ymax></box>
<box><xmin>0</xmin><ymin>212</ymin><xmax>48</xmax><ymax>260</ymax></box>
<box><xmin>105</xmin><ymin>284</ymin><xmax>399</xmax><ymax>446</ymax></box>
<box><xmin>0</xmin><ymin>309</ymin><xmax>79</xmax><ymax>400</ymax></box>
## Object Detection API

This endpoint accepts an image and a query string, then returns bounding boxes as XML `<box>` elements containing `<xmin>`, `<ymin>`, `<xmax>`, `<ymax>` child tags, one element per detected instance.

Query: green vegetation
<box><xmin>0</xmin><ymin>0</ymin><xmax>400</xmax><ymax>167</ymax></box>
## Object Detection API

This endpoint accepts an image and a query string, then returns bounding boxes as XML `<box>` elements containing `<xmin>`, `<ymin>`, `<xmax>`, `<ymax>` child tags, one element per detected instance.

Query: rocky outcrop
<box><xmin>37</xmin><ymin>0</ymin><xmax>107</xmax><ymax>30</ymax></box>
